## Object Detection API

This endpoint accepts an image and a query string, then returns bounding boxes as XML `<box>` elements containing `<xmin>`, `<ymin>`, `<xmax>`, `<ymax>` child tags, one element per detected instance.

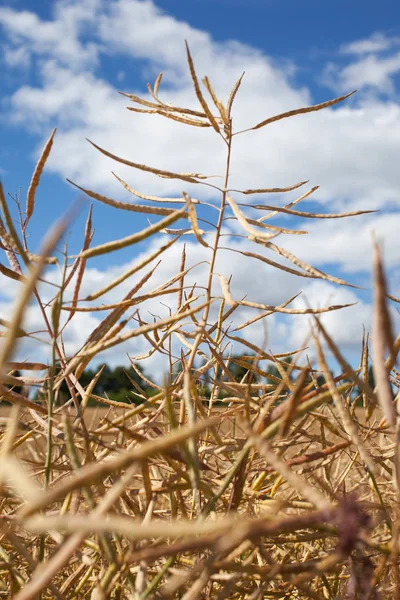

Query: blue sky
<box><xmin>0</xmin><ymin>0</ymin><xmax>399</xmax><ymax>374</ymax></box>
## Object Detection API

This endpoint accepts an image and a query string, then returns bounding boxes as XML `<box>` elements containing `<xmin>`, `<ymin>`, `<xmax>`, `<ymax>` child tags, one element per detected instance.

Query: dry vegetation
<box><xmin>0</xmin><ymin>43</ymin><xmax>399</xmax><ymax>599</ymax></box>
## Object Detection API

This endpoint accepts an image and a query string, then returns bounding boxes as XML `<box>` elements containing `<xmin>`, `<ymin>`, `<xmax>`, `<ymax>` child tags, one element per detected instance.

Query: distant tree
<box><xmin>265</xmin><ymin>356</ymin><xmax>294</xmax><ymax>386</ymax></box>
<box><xmin>1</xmin><ymin>370</ymin><xmax>23</xmax><ymax>406</ymax></box>
<box><xmin>11</xmin><ymin>370</ymin><xmax>23</xmax><ymax>395</ymax></box>
<box><xmin>304</xmin><ymin>371</ymin><xmax>333</xmax><ymax>390</ymax></box>
<box><xmin>352</xmin><ymin>364</ymin><xmax>395</xmax><ymax>406</ymax></box>
<box><xmin>229</xmin><ymin>354</ymin><xmax>260</xmax><ymax>383</ymax></box>
<box><xmin>58</xmin><ymin>363</ymin><xmax>148</xmax><ymax>406</ymax></box>
<box><xmin>172</xmin><ymin>359</ymin><xmax>184</xmax><ymax>382</ymax></box>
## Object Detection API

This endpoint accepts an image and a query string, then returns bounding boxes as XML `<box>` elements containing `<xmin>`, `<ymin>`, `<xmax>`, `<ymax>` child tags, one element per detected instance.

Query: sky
<box><xmin>0</xmin><ymin>0</ymin><xmax>399</xmax><ymax>380</ymax></box>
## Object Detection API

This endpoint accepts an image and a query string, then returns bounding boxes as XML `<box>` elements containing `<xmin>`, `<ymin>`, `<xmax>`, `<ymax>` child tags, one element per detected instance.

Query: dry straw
<box><xmin>0</xmin><ymin>43</ymin><xmax>397</xmax><ymax>599</ymax></box>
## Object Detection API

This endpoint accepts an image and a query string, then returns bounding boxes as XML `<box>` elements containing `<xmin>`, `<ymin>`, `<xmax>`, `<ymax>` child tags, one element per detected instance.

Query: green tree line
<box><xmin>3</xmin><ymin>358</ymin><xmax>390</xmax><ymax>408</ymax></box>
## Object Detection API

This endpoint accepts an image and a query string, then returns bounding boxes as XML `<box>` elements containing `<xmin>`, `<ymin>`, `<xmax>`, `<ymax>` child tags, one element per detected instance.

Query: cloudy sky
<box><xmin>0</xmin><ymin>0</ymin><xmax>399</xmax><ymax>379</ymax></box>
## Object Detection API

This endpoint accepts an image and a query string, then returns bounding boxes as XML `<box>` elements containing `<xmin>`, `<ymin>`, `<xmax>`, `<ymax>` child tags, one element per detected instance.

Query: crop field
<box><xmin>0</xmin><ymin>43</ymin><xmax>398</xmax><ymax>600</ymax></box>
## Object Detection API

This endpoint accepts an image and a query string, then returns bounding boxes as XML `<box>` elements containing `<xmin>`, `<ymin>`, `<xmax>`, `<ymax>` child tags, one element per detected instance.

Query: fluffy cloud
<box><xmin>340</xmin><ymin>32</ymin><xmax>400</xmax><ymax>56</ymax></box>
<box><xmin>3</xmin><ymin>45</ymin><xmax>31</xmax><ymax>69</ymax></box>
<box><xmin>284</xmin><ymin>212</ymin><xmax>400</xmax><ymax>274</ymax></box>
<box><xmin>1</xmin><ymin>0</ymin><xmax>399</xmax><ymax>214</ymax></box>
<box><xmin>0</xmin><ymin>1</ymin><xmax>100</xmax><ymax>70</ymax></box>
<box><xmin>324</xmin><ymin>53</ymin><xmax>400</xmax><ymax>95</ymax></box>
<box><xmin>323</xmin><ymin>32</ymin><xmax>400</xmax><ymax>94</ymax></box>
<box><xmin>289</xmin><ymin>282</ymin><xmax>371</xmax><ymax>353</ymax></box>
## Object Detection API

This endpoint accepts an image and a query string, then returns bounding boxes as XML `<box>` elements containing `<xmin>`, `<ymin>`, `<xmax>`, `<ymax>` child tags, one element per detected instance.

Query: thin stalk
<box><xmin>187</xmin><ymin>128</ymin><xmax>232</xmax><ymax>372</ymax></box>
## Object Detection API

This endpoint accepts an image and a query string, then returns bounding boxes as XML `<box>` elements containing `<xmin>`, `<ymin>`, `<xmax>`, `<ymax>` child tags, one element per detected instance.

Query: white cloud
<box><xmin>288</xmin><ymin>279</ymin><xmax>400</xmax><ymax>370</ymax></box>
<box><xmin>340</xmin><ymin>32</ymin><xmax>400</xmax><ymax>56</ymax></box>
<box><xmin>289</xmin><ymin>282</ymin><xmax>371</xmax><ymax>352</ymax></box>
<box><xmin>323</xmin><ymin>52</ymin><xmax>400</xmax><ymax>95</ymax></box>
<box><xmin>322</xmin><ymin>33</ymin><xmax>400</xmax><ymax>94</ymax></box>
<box><xmin>0</xmin><ymin>1</ymin><xmax>100</xmax><ymax>71</ymax></box>
<box><xmin>0</xmin><ymin>1</ymin><xmax>399</xmax><ymax>217</ymax></box>
<box><xmin>3</xmin><ymin>45</ymin><xmax>31</xmax><ymax>68</ymax></box>
<box><xmin>9</xmin><ymin>62</ymin><xmax>118</xmax><ymax>129</ymax></box>
<box><xmin>283</xmin><ymin>211</ymin><xmax>400</xmax><ymax>274</ymax></box>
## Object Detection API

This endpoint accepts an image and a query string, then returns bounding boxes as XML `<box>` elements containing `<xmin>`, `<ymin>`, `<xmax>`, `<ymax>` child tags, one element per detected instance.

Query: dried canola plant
<box><xmin>0</xmin><ymin>43</ymin><xmax>399</xmax><ymax>599</ymax></box>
